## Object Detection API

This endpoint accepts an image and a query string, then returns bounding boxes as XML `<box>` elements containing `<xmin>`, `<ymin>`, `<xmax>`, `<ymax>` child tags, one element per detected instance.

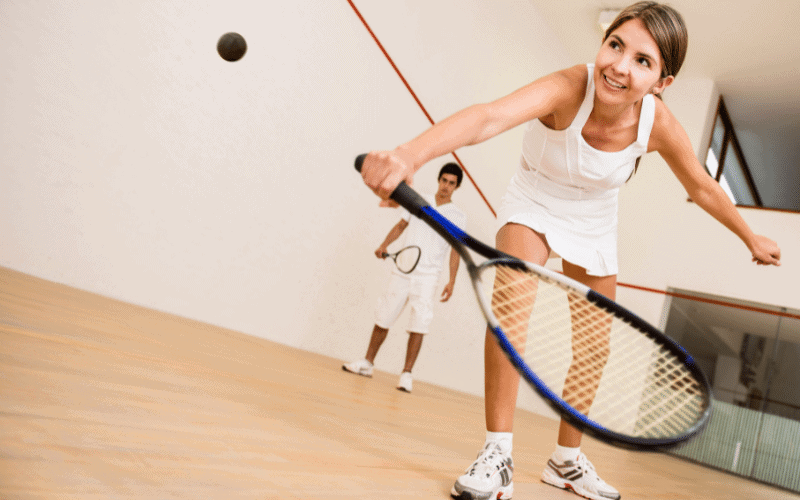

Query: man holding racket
<box><xmin>358</xmin><ymin>3</ymin><xmax>781</xmax><ymax>499</ymax></box>
<box><xmin>343</xmin><ymin>163</ymin><xmax>466</xmax><ymax>393</ymax></box>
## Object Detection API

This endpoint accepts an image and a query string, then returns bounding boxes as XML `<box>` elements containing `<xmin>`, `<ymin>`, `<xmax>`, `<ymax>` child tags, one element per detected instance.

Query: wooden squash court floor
<box><xmin>2</xmin><ymin>266</ymin><xmax>798</xmax><ymax>499</ymax></box>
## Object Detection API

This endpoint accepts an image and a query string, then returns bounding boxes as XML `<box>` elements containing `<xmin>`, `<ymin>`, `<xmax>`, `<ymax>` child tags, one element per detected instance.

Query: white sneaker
<box><xmin>342</xmin><ymin>359</ymin><xmax>373</xmax><ymax>377</ymax></box>
<box><xmin>396</xmin><ymin>371</ymin><xmax>413</xmax><ymax>392</ymax></box>
<box><xmin>451</xmin><ymin>443</ymin><xmax>514</xmax><ymax>500</ymax></box>
<box><xmin>541</xmin><ymin>452</ymin><xmax>620</xmax><ymax>500</ymax></box>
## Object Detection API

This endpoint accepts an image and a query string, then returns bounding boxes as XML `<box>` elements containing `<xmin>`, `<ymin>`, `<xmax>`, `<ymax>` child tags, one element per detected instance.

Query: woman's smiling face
<box><xmin>594</xmin><ymin>18</ymin><xmax>673</xmax><ymax>106</ymax></box>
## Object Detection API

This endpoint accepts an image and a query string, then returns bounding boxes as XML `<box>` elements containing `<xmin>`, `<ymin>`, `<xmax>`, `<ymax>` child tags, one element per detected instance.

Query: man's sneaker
<box><xmin>451</xmin><ymin>443</ymin><xmax>514</xmax><ymax>500</ymax></box>
<box><xmin>396</xmin><ymin>371</ymin><xmax>413</xmax><ymax>392</ymax></box>
<box><xmin>342</xmin><ymin>359</ymin><xmax>373</xmax><ymax>377</ymax></box>
<box><xmin>541</xmin><ymin>452</ymin><xmax>620</xmax><ymax>500</ymax></box>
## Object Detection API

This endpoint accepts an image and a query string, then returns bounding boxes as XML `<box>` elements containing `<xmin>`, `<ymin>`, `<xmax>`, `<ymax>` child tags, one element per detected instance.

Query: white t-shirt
<box><xmin>398</xmin><ymin>193</ymin><xmax>466</xmax><ymax>277</ymax></box>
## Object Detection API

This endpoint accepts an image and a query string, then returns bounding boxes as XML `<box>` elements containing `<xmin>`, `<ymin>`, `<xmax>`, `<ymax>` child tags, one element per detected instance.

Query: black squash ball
<box><xmin>217</xmin><ymin>32</ymin><xmax>247</xmax><ymax>62</ymax></box>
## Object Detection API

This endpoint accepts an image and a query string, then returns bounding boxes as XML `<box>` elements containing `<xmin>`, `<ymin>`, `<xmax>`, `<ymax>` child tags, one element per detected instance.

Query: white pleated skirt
<box><xmin>497</xmin><ymin>170</ymin><xmax>620</xmax><ymax>277</ymax></box>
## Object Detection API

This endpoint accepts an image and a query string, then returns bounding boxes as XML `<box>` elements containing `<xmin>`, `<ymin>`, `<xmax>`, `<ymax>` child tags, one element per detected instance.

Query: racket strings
<box><xmin>491</xmin><ymin>268</ymin><xmax>538</xmax><ymax>352</ymax></box>
<box><xmin>395</xmin><ymin>246</ymin><xmax>421</xmax><ymax>273</ymax></box>
<box><xmin>487</xmin><ymin>264</ymin><xmax>708</xmax><ymax>439</ymax></box>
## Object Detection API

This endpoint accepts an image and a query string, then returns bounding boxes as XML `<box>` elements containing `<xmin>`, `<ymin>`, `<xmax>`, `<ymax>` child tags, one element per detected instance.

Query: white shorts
<box><xmin>375</xmin><ymin>273</ymin><xmax>439</xmax><ymax>334</ymax></box>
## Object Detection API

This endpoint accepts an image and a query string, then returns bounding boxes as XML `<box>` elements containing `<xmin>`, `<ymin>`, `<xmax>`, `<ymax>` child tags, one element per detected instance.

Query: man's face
<box><xmin>437</xmin><ymin>173</ymin><xmax>459</xmax><ymax>198</ymax></box>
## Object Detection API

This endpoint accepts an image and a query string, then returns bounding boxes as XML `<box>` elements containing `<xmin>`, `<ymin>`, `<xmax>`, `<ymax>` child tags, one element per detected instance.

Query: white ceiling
<box><xmin>528</xmin><ymin>0</ymin><xmax>800</xmax><ymax>129</ymax></box>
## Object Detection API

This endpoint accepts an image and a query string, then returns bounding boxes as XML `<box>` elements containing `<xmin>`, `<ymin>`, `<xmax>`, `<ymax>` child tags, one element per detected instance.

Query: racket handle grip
<box><xmin>354</xmin><ymin>154</ymin><xmax>430</xmax><ymax>217</ymax></box>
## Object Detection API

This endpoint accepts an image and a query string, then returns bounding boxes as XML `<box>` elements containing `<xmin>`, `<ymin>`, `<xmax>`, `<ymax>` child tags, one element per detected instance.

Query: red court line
<box><xmin>618</xmin><ymin>282</ymin><xmax>800</xmax><ymax>320</ymax></box>
<box><xmin>346</xmin><ymin>0</ymin><xmax>496</xmax><ymax>217</ymax></box>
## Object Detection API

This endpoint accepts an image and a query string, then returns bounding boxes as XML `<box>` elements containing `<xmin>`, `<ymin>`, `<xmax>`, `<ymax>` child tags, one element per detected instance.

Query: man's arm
<box><xmin>375</xmin><ymin>219</ymin><xmax>409</xmax><ymax>258</ymax></box>
<box><xmin>440</xmin><ymin>247</ymin><xmax>460</xmax><ymax>302</ymax></box>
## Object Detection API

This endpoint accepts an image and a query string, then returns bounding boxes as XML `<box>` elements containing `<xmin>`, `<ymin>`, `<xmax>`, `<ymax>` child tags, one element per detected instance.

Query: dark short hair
<box><xmin>438</xmin><ymin>162</ymin><xmax>463</xmax><ymax>187</ymax></box>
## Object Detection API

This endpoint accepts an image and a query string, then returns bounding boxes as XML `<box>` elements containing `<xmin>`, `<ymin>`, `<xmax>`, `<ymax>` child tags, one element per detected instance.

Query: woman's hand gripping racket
<box><xmin>383</xmin><ymin>246</ymin><xmax>421</xmax><ymax>274</ymax></box>
<box><xmin>355</xmin><ymin>154</ymin><xmax>711</xmax><ymax>449</ymax></box>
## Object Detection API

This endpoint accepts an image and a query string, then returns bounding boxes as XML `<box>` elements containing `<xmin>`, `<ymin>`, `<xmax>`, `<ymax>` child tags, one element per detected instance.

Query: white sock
<box><xmin>485</xmin><ymin>431</ymin><xmax>513</xmax><ymax>454</ymax></box>
<box><xmin>555</xmin><ymin>444</ymin><xmax>580</xmax><ymax>462</ymax></box>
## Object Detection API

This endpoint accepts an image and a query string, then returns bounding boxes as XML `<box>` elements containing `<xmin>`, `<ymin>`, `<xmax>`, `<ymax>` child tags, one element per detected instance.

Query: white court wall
<box><xmin>2</xmin><ymin>0</ymin><xmax>797</xmax><ymax>420</ymax></box>
<box><xmin>616</xmin><ymin>76</ymin><xmax>799</xmax><ymax>330</ymax></box>
<box><xmin>0</xmin><ymin>0</ymin><xmax>567</xmax><ymax>417</ymax></box>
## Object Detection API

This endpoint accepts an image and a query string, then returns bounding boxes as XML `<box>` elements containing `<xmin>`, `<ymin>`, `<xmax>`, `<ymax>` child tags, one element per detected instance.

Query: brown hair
<box><xmin>603</xmin><ymin>2</ymin><xmax>688</xmax><ymax>81</ymax></box>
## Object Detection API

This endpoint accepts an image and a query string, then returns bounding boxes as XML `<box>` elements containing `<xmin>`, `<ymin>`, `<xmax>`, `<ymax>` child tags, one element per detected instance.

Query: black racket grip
<box><xmin>354</xmin><ymin>154</ymin><xmax>430</xmax><ymax>217</ymax></box>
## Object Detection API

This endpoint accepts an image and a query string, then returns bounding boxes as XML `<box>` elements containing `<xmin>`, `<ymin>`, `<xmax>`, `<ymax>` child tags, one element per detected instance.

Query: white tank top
<box><xmin>518</xmin><ymin>63</ymin><xmax>655</xmax><ymax>199</ymax></box>
<box><xmin>497</xmin><ymin>63</ymin><xmax>656</xmax><ymax>276</ymax></box>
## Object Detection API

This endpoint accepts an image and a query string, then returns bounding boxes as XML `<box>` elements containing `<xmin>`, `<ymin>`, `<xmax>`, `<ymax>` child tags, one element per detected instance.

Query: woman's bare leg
<box><xmin>485</xmin><ymin>223</ymin><xmax>550</xmax><ymax>432</ymax></box>
<box><xmin>556</xmin><ymin>261</ymin><xmax>617</xmax><ymax>447</ymax></box>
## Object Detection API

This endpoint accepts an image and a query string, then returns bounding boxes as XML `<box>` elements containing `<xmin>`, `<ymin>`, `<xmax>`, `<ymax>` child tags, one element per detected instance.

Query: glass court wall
<box><xmin>662</xmin><ymin>289</ymin><xmax>800</xmax><ymax>492</ymax></box>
